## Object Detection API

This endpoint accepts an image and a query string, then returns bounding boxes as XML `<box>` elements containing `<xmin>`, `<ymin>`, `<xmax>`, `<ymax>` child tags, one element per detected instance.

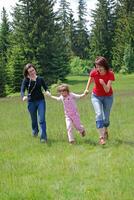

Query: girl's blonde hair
<box><xmin>57</xmin><ymin>84</ymin><xmax>70</xmax><ymax>93</ymax></box>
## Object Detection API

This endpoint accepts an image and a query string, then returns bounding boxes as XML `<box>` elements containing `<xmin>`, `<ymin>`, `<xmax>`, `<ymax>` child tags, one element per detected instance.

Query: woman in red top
<box><xmin>85</xmin><ymin>56</ymin><xmax>115</xmax><ymax>145</ymax></box>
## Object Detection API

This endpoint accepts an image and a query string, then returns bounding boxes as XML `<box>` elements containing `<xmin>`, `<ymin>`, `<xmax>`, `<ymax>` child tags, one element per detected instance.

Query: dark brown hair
<box><xmin>95</xmin><ymin>56</ymin><xmax>110</xmax><ymax>71</ymax></box>
<box><xmin>57</xmin><ymin>84</ymin><xmax>70</xmax><ymax>93</ymax></box>
<box><xmin>23</xmin><ymin>63</ymin><xmax>37</xmax><ymax>78</ymax></box>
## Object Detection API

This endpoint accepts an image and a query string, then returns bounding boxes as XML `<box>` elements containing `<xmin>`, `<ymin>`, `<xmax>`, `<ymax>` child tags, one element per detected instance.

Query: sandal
<box><xmin>69</xmin><ymin>140</ymin><xmax>75</xmax><ymax>144</ymax></box>
<box><xmin>104</xmin><ymin>131</ymin><xmax>108</xmax><ymax>140</ymax></box>
<box><xmin>81</xmin><ymin>130</ymin><xmax>86</xmax><ymax>137</ymax></box>
<box><xmin>99</xmin><ymin>137</ymin><xmax>106</xmax><ymax>145</ymax></box>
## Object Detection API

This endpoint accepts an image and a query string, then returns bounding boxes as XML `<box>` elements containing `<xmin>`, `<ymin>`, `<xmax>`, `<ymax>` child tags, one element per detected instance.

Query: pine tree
<box><xmin>0</xmin><ymin>7</ymin><xmax>10</xmax><ymax>96</ymax></box>
<box><xmin>123</xmin><ymin>43</ymin><xmax>134</xmax><ymax>73</ymax></box>
<box><xmin>112</xmin><ymin>0</ymin><xmax>134</xmax><ymax>72</ymax></box>
<box><xmin>6</xmin><ymin>0</ymin><xmax>37</xmax><ymax>92</ymax></box>
<box><xmin>7</xmin><ymin>0</ymin><xmax>70</xmax><ymax>92</ymax></box>
<box><xmin>69</xmin><ymin>12</ymin><xmax>77</xmax><ymax>56</ymax></box>
<box><xmin>89</xmin><ymin>0</ymin><xmax>116</xmax><ymax>66</ymax></box>
<box><xmin>58</xmin><ymin>0</ymin><xmax>71</xmax><ymax>35</ymax></box>
<box><xmin>58</xmin><ymin>0</ymin><xmax>72</xmax><ymax>56</ymax></box>
<box><xmin>30</xmin><ymin>0</ymin><xmax>70</xmax><ymax>84</ymax></box>
<box><xmin>74</xmin><ymin>0</ymin><xmax>89</xmax><ymax>59</ymax></box>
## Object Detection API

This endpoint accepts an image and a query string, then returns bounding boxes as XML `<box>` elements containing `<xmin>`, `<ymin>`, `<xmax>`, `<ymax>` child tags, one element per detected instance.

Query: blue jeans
<box><xmin>91</xmin><ymin>93</ymin><xmax>113</xmax><ymax>128</ymax></box>
<box><xmin>27</xmin><ymin>99</ymin><xmax>47</xmax><ymax>140</ymax></box>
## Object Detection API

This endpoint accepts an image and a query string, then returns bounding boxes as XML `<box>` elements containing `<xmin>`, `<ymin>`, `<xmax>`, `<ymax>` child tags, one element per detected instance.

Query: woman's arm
<box><xmin>41</xmin><ymin>77</ymin><xmax>48</xmax><ymax>91</ymax></box>
<box><xmin>21</xmin><ymin>79</ymin><xmax>28</xmax><ymax>101</ymax></box>
<box><xmin>85</xmin><ymin>76</ymin><xmax>93</xmax><ymax>92</ymax></box>
<box><xmin>99</xmin><ymin>79</ymin><xmax>113</xmax><ymax>93</ymax></box>
<box><xmin>71</xmin><ymin>90</ymin><xmax>89</xmax><ymax>99</ymax></box>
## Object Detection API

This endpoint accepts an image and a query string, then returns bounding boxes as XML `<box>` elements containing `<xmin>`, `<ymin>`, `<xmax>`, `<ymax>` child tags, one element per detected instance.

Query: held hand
<box><xmin>99</xmin><ymin>79</ymin><xmax>105</xmax><ymax>85</ymax></box>
<box><xmin>22</xmin><ymin>96</ymin><xmax>28</xmax><ymax>101</ymax></box>
<box><xmin>84</xmin><ymin>89</ymin><xmax>89</xmax><ymax>95</ymax></box>
<box><xmin>45</xmin><ymin>91</ymin><xmax>51</xmax><ymax>97</ymax></box>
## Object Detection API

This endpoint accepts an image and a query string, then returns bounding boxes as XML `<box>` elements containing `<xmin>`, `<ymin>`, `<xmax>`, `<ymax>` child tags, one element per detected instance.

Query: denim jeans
<box><xmin>27</xmin><ymin>99</ymin><xmax>47</xmax><ymax>140</ymax></box>
<box><xmin>91</xmin><ymin>93</ymin><xmax>113</xmax><ymax>128</ymax></box>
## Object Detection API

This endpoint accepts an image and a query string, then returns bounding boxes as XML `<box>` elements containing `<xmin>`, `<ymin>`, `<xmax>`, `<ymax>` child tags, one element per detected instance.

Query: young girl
<box><xmin>47</xmin><ymin>84</ymin><xmax>87</xmax><ymax>144</ymax></box>
<box><xmin>85</xmin><ymin>56</ymin><xmax>115</xmax><ymax>145</ymax></box>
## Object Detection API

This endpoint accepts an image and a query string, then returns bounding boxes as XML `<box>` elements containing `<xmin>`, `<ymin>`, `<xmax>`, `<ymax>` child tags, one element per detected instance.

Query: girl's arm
<box><xmin>71</xmin><ymin>90</ymin><xmax>89</xmax><ymax>99</ymax></box>
<box><xmin>99</xmin><ymin>79</ymin><xmax>113</xmax><ymax>93</ymax></box>
<box><xmin>50</xmin><ymin>95</ymin><xmax>61</xmax><ymax>101</ymax></box>
<box><xmin>72</xmin><ymin>77</ymin><xmax>94</xmax><ymax>99</ymax></box>
<box><xmin>45</xmin><ymin>92</ymin><xmax>61</xmax><ymax>101</ymax></box>
<box><xmin>71</xmin><ymin>93</ymin><xmax>86</xmax><ymax>99</ymax></box>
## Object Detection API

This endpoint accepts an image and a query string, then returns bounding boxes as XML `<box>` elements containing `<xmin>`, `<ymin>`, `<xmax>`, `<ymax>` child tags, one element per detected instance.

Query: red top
<box><xmin>90</xmin><ymin>69</ymin><xmax>115</xmax><ymax>96</ymax></box>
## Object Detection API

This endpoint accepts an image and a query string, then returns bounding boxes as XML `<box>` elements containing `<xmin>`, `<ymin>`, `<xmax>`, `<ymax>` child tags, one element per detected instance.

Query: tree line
<box><xmin>0</xmin><ymin>0</ymin><xmax>134</xmax><ymax>97</ymax></box>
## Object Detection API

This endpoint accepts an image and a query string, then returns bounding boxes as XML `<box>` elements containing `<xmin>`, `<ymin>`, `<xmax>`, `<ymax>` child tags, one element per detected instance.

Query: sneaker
<box><xmin>40</xmin><ymin>139</ymin><xmax>47</xmax><ymax>143</ymax></box>
<box><xmin>81</xmin><ymin>130</ymin><xmax>86</xmax><ymax>137</ymax></box>
<box><xmin>32</xmin><ymin>134</ymin><xmax>38</xmax><ymax>137</ymax></box>
<box><xmin>69</xmin><ymin>140</ymin><xmax>75</xmax><ymax>144</ymax></box>
<box><xmin>99</xmin><ymin>137</ymin><xmax>106</xmax><ymax>145</ymax></box>
<box><xmin>104</xmin><ymin>131</ymin><xmax>108</xmax><ymax>140</ymax></box>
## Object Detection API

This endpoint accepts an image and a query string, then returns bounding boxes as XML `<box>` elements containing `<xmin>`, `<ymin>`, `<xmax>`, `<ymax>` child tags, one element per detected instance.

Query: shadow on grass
<box><xmin>65</xmin><ymin>79</ymin><xmax>87</xmax><ymax>85</ymax></box>
<box><xmin>115</xmin><ymin>139</ymin><xmax>134</xmax><ymax>147</ymax></box>
<box><xmin>46</xmin><ymin>138</ymin><xmax>98</xmax><ymax>147</ymax></box>
<box><xmin>46</xmin><ymin>138</ymin><xmax>67</xmax><ymax>147</ymax></box>
<box><xmin>77</xmin><ymin>139</ymin><xmax>109</xmax><ymax>149</ymax></box>
<box><xmin>84</xmin><ymin>139</ymin><xmax>98</xmax><ymax>146</ymax></box>
<box><xmin>44</xmin><ymin>137</ymin><xmax>112</xmax><ymax>148</ymax></box>
<box><xmin>115</xmin><ymin>91</ymin><xmax>134</xmax><ymax>97</ymax></box>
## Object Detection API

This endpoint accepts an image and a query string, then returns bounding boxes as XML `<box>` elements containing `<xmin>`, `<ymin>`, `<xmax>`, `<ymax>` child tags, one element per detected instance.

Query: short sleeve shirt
<box><xmin>56</xmin><ymin>93</ymin><xmax>81</xmax><ymax>117</ymax></box>
<box><xmin>90</xmin><ymin>69</ymin><xmax>115</xmax><ymax>96</ymax></box>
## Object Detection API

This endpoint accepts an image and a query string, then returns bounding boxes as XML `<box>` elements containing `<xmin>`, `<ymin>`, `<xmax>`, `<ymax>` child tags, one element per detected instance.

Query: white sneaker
<box><xmin>40</xmin><ymin>139</ymin><xmax>47</xmax><ymax>143</ymax></box>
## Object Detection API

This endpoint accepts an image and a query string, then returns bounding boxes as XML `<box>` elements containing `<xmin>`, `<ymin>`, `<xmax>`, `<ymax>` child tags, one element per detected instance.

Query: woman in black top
<box><xmin>21</xmin><ymin>63</ymin><xmax>50</xmax><ymax>143</ymax></box>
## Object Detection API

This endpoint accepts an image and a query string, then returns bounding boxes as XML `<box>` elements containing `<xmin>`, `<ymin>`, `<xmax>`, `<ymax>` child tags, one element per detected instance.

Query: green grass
<box><xmin>0</xmin><ymin>74</ymin><xmax>134</xmax><ymax>200</ymax></box>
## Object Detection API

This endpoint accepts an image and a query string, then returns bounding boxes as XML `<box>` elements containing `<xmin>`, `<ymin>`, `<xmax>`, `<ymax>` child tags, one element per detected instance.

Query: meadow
<box><xmin>0</xmin><ymin>74</ymin><xmax>134</xmax><ymax>200</ymax></box>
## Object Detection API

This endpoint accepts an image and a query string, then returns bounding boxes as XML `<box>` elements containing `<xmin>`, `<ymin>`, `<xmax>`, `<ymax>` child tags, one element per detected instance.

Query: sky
<box><xmin>0</xmin><ymin>0</ymin><xmax>97</xmax><ymax>26</ymax></box>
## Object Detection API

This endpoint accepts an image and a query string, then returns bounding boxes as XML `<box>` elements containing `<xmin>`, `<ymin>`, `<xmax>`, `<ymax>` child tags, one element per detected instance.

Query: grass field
<box><xmin>0</xmin><ymin>74</ymin><xmax>134</xmax><ymax>200</ymax></box>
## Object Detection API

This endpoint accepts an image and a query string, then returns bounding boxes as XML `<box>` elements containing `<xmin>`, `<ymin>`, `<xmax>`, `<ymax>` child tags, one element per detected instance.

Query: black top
<box><xmin>21</xmin><ymin>76</ymin><xmax>48</xmax><ymax>102</ymax></box>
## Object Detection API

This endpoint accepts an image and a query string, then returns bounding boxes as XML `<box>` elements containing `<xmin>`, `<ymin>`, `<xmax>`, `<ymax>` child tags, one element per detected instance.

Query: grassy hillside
<box><xmin>0</xmin><ymin>74</ymin><xmax>134</xmax><ymax>200</ymax></box>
